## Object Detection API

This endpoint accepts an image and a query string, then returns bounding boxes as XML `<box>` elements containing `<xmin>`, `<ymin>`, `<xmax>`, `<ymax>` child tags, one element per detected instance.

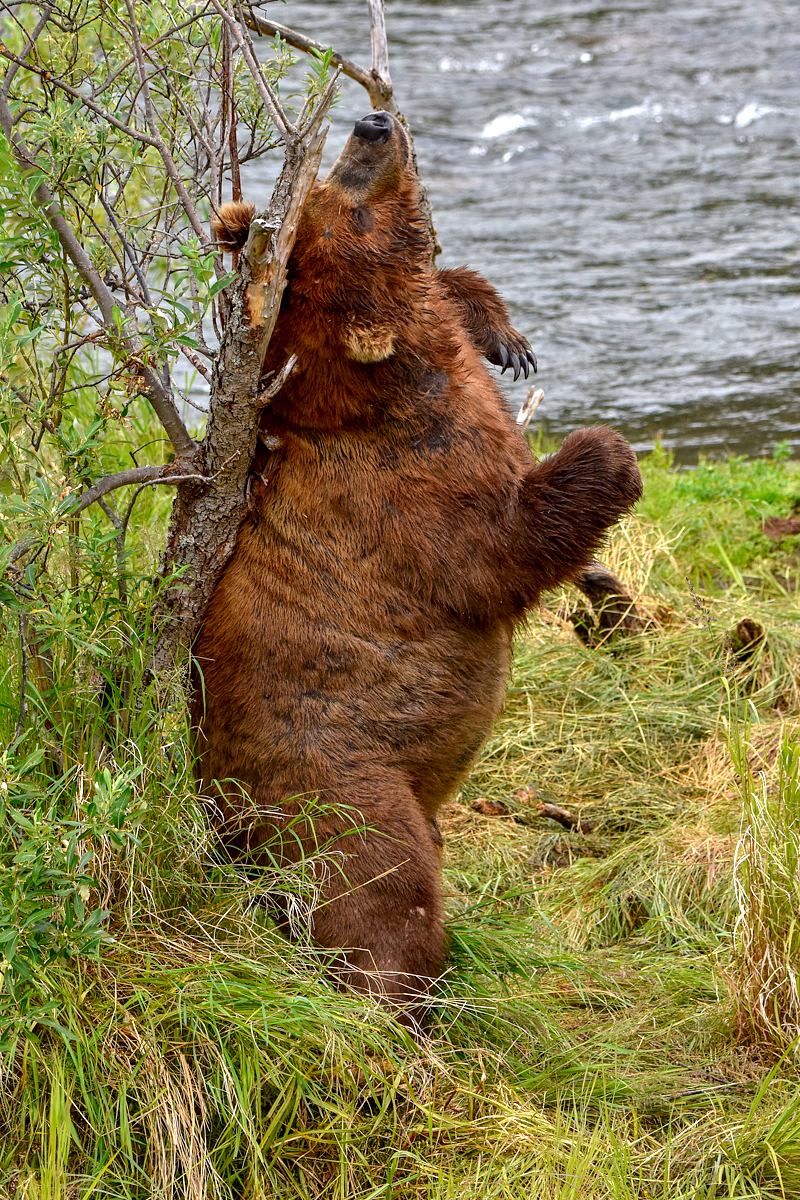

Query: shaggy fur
<box><xmin>194</xmin><ymin>111</ymin><xmax>642</xmax><ymax>1025</ymax></box>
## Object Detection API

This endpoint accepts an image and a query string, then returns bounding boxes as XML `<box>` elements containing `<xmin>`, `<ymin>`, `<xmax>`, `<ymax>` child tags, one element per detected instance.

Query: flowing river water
<box><xmin>243</xmin><ymin>0</ymin><xmax>800</xmax><ymax>464</ymax></box>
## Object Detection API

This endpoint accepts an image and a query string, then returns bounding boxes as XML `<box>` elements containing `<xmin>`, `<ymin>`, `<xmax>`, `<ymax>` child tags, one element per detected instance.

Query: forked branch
<box><xmin>247</xmin><ymin>3</ymin><xmax>396</xmax><ymax>112</ymax></box>
<box><xmin>69</xmin><ymin>463</ymin><xmax>207</xmax><ymax>517</ymax></box>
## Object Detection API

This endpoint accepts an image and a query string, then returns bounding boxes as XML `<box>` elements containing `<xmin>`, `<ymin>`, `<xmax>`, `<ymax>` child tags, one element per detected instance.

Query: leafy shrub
<box><xmin>0</xmin><ymin>752</ymin><xmax>145</xmax><ymax>1008</ymax></box>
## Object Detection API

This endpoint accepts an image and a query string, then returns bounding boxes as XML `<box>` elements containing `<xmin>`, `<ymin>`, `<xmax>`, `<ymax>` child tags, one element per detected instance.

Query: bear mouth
<box><xmin>352</xmin><ymin>111</ymin><xmax>393</xmax><ymax>145</ymax></box>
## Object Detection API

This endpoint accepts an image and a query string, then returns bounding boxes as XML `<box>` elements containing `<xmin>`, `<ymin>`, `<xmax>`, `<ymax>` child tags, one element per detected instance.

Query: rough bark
<box><xmin>149</xmin><ymin>105</ymin><xmax>334</xmax><ymax>677</ymax></box>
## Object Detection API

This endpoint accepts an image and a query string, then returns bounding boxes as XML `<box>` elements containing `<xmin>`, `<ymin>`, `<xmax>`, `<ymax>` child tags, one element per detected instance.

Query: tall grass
<box><xmin>4</xmin><ymin>447</ymin><xmax>800</xmax><ymax>1195</ymax></box>
<box><xmin>733</xmin><ymin>736</ymin><xmax>800</xmax><ymax>1050</ymax></box>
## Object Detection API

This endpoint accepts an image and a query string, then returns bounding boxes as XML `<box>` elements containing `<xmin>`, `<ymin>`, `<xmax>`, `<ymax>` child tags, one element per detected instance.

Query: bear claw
<box><xmin>496</xmin><ymin>337</ymin><xmax>537</xmax><ymax>379</ymax></box>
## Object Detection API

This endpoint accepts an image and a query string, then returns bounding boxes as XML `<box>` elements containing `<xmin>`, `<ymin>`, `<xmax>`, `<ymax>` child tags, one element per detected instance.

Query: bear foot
<box><xmin>571</xmin><ymin>560</ymin><xmax>644</xmax><ymax>646</ymax></box>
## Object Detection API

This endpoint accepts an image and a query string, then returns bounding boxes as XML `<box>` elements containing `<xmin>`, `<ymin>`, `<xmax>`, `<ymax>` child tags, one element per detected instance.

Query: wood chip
<box><xmin>471</xmin><ymin>798</ymin><xmax>509</xmax><ymax>817</ymax></box>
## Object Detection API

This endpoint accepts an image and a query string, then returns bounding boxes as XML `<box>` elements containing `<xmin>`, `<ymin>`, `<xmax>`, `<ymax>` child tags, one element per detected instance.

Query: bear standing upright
<box><xmin>193</xmin><ymin>111</ymin><xmax>642</xmax><ymax>1025</ymax></box>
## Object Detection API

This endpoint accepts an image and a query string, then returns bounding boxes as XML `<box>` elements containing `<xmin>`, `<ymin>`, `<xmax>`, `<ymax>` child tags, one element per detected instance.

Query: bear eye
<box><xmin>351</xmin><ymin>207</ymin><xmax>374</xmax><ymax>233</ymax></box>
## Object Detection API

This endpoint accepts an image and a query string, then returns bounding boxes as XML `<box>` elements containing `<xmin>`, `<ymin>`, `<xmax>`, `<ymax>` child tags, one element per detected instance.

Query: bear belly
<box><xmin>192</xmin><ymin>517</ymin><xmax>512</xmax><ymax>824</ymax></box>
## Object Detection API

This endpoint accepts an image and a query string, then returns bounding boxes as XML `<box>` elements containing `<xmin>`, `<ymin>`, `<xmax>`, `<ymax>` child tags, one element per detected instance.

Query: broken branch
<box><xmin>536</xmin><ymin>802</ymin><xmax>597</xmax><ymax>834</ymax></box>
<box><xmin>367</xmin><ymin>0</ymin><xmax>395</xmax><ymax>111</ymax></box>
<box><xmin>516</xmin><ymin>386</ymin><xmax>545</xmax><ymax>430</ymax></box>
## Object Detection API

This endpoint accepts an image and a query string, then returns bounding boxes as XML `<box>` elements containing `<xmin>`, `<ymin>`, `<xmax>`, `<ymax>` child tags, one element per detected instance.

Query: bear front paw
<box><xmin>517</xmin><ymin>427</ymin><xmax>642</xmax><ymax>600</ymax></box>
<box><xmin>485</xmin><ymin>326</ymin><xmax>537</xmax><ymax>380</ymax></box>
<box><xmin>435</xmin><ymin>267</ymin><xmax>537</xmax><ymax>380</ymax></box>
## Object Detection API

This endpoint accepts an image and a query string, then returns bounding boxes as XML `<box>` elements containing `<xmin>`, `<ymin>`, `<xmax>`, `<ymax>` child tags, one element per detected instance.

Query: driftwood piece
<box><xmin>536</xmin><ymin>802</ymin><xmax>597</xmax><ymax>834</ymax></box>
<box><xmin>512</xmin><ymin>787</ymin><xmax>597</xmax><ymax>833</ymax></box>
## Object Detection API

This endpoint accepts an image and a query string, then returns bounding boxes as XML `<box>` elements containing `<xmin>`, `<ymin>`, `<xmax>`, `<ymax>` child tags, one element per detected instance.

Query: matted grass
<box><xmin>3</xmin><ymin>445</ymin><xmax>800</xmax><ymax>1197</ymax></box>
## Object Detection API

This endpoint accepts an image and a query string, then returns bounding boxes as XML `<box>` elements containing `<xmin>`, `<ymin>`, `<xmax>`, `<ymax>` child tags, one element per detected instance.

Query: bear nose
<box><xmin>352</xmin><ymin>111</ymin><xmax>393</xmax><ymax>145</ymax></box>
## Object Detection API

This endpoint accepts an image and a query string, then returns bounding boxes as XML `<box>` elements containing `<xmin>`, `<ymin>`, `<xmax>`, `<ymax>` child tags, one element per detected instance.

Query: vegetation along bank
<box><xmin>2</xmin><ymin>441</ymin><xmax>800</xmax><ymax>1197</ymax></box>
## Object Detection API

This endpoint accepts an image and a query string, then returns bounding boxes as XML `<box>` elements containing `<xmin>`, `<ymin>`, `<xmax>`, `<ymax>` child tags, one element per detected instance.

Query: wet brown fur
<box><xmin>212</xmin><ymin>200</ymin><xmax>256</xmax><ymax>251</ymax></box>
<box><xmin>195</xmin><ymin>114</ymin><xmax>642</xmax><ymax>1024</ymax></box>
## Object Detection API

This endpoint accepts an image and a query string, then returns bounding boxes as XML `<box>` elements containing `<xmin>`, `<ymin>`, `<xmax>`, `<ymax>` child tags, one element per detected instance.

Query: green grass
<box><xmin>3</xmin><ymin>443</ymin><xmax>800</xmax><ymax>1197</ymax></box>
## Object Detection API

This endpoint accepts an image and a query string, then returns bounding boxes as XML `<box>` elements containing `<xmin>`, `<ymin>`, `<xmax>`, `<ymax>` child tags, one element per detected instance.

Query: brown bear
<box><xmin>193</xmin><ymin>110</ymin><xmax>642</xmax><ymax>1027</ymax></box>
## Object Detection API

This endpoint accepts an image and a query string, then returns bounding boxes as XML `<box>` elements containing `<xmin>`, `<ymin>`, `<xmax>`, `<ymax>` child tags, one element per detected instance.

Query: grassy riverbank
<box><xmin>3</xmin><ymin>443</ymin><xmax>800</xmax><ymax>1198</ymax></box>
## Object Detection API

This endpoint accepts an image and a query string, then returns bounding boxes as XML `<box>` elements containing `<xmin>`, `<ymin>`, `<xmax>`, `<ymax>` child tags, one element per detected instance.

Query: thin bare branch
<box><xmin>258</xmin><ymin>353</ymin><xmax>296</xmax><ymax>403</ymax></box>
<box><xmin>96</xmin><ymin>496</ymin><xmax>122</xmax><ymax>530</ymax></box>
<box><xmin>516</xmin><ymin>386</ymin><xmax>545</xmax><ymax>430</ymax></box>
<box><xmin>13</xmin><ymin>613</ymin><xmax>27</xmax><ymax>743</ymax></box>
<box><xmin>123</xmin><ymin>0</ymin><xmax>214</xmax><ymax>249</ymax></box>
<box><xmin>68</xmin><ymin>445</ymin><xmax>255</xmax><ymax>519</ymax></box>
<box><xmin>68</xmin><ymin>464</ymin><xmax>196</xmax><ymax>517</ymax></box>
<box><xmin>246</xmin><ymin>12</ymin><xmax>378</xmax><ymax>96</ymax></box>
<box><xmin>69</xmin><ymin>465</ymin><xmax>168</xmax><ymax>514</ymax></box>
<box><xmin>180</xmin><ymin>345</ymin><xmax>213</xmax><ymax>385</ymax></box>
<box><xmin>99</xmin><ymin>193</ymin><xmax>154</xmax><ymax>308</ymax></box>
<box><xmin>1</xmin><ymin>2</ymin><xmax>52</xmax><ymax>99</ymax></box>
<box><xmin>210</xmin><ymin>0</ymin><xmax>294</xmax><ymax>143</ymax></box>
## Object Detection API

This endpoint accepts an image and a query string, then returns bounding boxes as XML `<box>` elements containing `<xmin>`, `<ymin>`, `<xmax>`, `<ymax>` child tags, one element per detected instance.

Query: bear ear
<box><xmin>212</xmin><ymin>201</ymin><xmax>257</xmax><ymax>253</ymax></box>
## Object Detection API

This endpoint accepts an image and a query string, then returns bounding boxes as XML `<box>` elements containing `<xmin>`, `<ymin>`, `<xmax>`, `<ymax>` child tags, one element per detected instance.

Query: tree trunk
<box><xmin>149</xmin><ymin>124</ymin><xmax>330</xmax><ymax>677</ymax></box>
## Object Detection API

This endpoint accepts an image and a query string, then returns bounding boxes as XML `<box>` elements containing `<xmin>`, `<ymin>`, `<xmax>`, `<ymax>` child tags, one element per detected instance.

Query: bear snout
<box><xmin>353</xmin><ymin>111</ymin><xmax>393</xmax><ymax>145</ymax></box>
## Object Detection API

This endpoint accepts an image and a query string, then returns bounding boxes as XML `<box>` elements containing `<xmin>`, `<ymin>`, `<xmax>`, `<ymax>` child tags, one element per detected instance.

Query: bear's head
<box><xmin>213</xmin><ymin>113</ymin><xmax>445</xmax><ymax>391</ymax></box>
<box><xmin>288</xmin><ymin>110</ymin><xmax>434</xmax><ymax>364</ymax></box>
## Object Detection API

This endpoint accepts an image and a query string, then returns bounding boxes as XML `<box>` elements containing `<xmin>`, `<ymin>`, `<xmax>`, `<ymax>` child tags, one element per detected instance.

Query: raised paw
<box><xmin>435</xmin><ymin>266</ymin><xmax>537</xmax><ymax>380</ymax></box>
<box><xmin>487</xmin><ymin>327</ymin><xmax>538</xmax><ymax>380</ymax></box>
<box><xmin>517</xmin><ymin>427</ymin><xmax>643</xmax><ymax>600</ymax></box>
<box><xmin>557</xmin><ymin>427</ymin><xmax>643</xmax><ymax>513</ymax></box>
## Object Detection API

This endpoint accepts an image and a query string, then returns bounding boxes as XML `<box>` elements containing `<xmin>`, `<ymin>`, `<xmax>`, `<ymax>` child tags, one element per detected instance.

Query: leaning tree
<box><xmin>0</xmin><ymin>0</ymin><xmax>430</xmax><ymax>710</ymax></box>
<box><xmin>0</xmin><ymin>0</ymin><xmax>635</xmax><ymax>755</ymax></box>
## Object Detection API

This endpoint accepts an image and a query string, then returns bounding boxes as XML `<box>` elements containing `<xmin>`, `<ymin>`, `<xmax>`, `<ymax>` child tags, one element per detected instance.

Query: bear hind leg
<box><xmin>307</xmin><ymin>782</ymin><xmax>447</xmax><ymax>1030</ymax></box>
